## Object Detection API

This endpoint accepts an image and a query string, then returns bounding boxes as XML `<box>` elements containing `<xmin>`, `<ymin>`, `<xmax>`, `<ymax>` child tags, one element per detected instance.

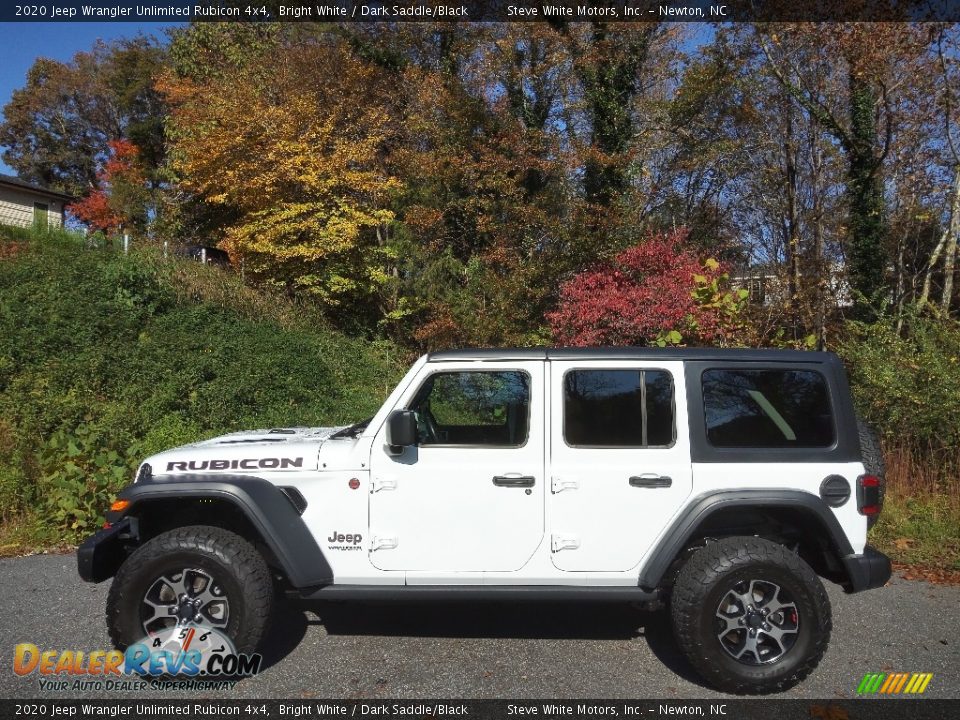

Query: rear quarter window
<box><xmin>701</xmin><ymin>368</ymin><xmax>835</xmax><ymax>448</ymax></box>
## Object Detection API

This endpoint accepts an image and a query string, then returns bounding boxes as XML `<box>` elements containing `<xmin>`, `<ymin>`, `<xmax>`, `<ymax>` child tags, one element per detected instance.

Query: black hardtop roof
<box><xmin>427</xmin><ymin>347</ymin><xmax>839</xmax><ymax>364</ymax></box>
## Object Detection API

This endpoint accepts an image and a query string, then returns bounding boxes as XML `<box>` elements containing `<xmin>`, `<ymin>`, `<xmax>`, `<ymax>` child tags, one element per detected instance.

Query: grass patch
<box><xmin>871</xmin><ymin>494</ymin><xmax>960</xmax><ymax>570</ymax></box>
<box><xmin>0</xmin><ymin>516</ymin><xmax>70</xmax><ymax>557</ymax></box>
<box><xmin>869</xmin><ymin>442</ymin><xmax>960</xmax><ymax>571</ymax></box>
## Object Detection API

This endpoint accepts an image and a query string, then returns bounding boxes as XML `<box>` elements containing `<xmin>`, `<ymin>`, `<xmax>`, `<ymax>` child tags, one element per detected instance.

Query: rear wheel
<box><xmin>106</xmin><ymin>525</ymin><xmax>273</xmax><ymax>654</ymax></box>
<box><xmin>670</xmin><ymin>536</ymin><xmax>831</xmax><ymax>694</ymax></box>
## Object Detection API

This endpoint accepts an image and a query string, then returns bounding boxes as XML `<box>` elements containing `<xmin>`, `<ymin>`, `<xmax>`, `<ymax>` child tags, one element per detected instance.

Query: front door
<box><xmin>548</xmin><ymin>360</ymin><xmax>693</xmax><ymax>572</ymax></box>
<box><xmin>368</xmin><ymin>361</ymin><xmax>545</xmax><ymax>573</ymax></box>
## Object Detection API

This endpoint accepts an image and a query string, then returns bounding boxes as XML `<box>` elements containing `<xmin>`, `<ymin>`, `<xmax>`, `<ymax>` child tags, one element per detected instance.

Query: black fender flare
<box><xmin>636</xmin><ymin>489</ymin><xmax>855</xmax><ymax>591</ymax></box>
<box><xmin>83</xmin><ymin>474</ymin><xmax>332</xmax><ymax>588</ymax></box>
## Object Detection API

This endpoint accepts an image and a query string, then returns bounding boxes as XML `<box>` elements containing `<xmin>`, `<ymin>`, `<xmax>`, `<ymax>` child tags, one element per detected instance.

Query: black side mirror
<box><xmin>386</xmin><ymin>409</ymin><xmax>418</xmax><ymax>449</ymax></box>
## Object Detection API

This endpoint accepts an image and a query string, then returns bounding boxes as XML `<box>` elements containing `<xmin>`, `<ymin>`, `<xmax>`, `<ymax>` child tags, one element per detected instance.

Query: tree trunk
<box><xmin>919</xmin><ymin>164</ymin><xmax>960</xmax><ymax>309</ymax></box>
<box><xmin>809</xmin><ymin>119</ymin><xmax>828</xmax><ymax>348</ymax></box>
<box><xmin>846</xmin><ymin>73</ymin><xmax>887</xmax><ymax>315</ymax></box>
<box><xmin>942</xmin><ymin>215</ymin><xmax>958</xmax><ymax>313</ymax></box>
<box><xmin>783</xmin><ymin>99</ymin><xmax>801</xmax><ymax>336</ymax></box>
<box><xmin>578</xmin><ymin>24</ymin><xmax>655</xmax><ymax>206</ymax></box>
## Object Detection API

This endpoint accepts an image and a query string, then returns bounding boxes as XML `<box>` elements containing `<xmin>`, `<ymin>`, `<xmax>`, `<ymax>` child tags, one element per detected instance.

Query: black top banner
<box><xmin>1</xmin><ymin>0</ymin><xmax>959</xmax><ymax>23</ymax></box>
<box><xmin>0</xmin><ymin>700</ymin><xmax>958</xmax><ymax>720</ymax></box>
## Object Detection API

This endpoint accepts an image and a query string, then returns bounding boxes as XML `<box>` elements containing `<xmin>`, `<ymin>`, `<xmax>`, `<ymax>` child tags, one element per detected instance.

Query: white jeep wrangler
<box><xmin>79</xmin><ymin>348</ymin><xmax>890</xmax><ymax>694</ymax></box>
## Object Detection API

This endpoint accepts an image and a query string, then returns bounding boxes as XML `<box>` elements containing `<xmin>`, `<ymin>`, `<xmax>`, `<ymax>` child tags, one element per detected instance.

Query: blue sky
<box><xmin>0</xmin><ymin>22</ymin><xmax>184</xmax><ymax>175</ymax></box>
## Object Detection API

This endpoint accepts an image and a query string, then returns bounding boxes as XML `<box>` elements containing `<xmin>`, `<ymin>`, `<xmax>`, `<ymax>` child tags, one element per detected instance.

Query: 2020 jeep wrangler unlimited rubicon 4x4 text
<box><xmin>78</xmin><ymin>348</ymin><xmax>890</xmax><ymax>694</ymax></box>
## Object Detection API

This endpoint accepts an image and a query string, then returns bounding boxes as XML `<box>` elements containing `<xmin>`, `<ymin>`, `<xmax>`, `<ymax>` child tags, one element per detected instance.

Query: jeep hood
<box><xmin>143</xmin><ymin>426</ymin><xmax>348</xmax><ymax>476</ymax></box>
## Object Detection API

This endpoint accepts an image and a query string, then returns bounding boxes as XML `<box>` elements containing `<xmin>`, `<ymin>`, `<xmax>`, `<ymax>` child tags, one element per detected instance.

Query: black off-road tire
<box><xmin>106</xmin><ymin>525</ymin><xmax>273</xmax><ymax>654</ymax></box>
<box><xmin>671</xmin><ymin>536</ymin><xmax>831</xmax><ymax>694</ymax></box>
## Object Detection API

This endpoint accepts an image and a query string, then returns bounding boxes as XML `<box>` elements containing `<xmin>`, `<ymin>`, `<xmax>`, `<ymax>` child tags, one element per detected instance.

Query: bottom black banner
<box><xmin>0</xmin><ymin>699</ymin><xmax>956</xmax><ymax>720</ymax></box>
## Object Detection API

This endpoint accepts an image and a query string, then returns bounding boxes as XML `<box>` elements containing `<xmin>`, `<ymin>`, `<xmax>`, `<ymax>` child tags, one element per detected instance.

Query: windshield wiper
<box><xmin>330</xmin><ymin>416</ymin><xmax>373</xmax><ymax>439</ymax></box>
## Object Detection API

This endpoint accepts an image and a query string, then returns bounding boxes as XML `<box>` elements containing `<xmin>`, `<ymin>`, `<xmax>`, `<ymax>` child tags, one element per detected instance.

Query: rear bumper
<box><xmin>77</xmin><ymin>518</ymin><xmax>133</xmax><ymax>583</ymax></box>
<box><xmin>841</xmin><ymin>545</ymin><xmax>892</xmax><ymax>593</ymax></box>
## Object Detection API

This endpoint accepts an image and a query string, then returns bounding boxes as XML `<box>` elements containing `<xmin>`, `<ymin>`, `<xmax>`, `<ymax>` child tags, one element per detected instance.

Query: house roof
<box><xmin>0</xmin><ymin>174</ymin><xmax>74</xmax><ymax>202</ymax></box>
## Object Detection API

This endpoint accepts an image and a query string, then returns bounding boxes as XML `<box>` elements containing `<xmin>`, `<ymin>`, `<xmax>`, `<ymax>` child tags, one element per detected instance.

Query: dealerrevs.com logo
<box><xmin>14</xmin><ymin>623</ymin><xmax>262</xmax><ymax>691</ymax></box>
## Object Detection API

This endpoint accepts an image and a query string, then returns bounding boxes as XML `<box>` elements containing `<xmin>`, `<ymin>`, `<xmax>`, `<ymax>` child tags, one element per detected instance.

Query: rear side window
<box><xmin>702</xmin><ymin>369</ymin><xmax>834</xmax><ymax>448</ymax></box>
<box><xmin>564</xmin><ymin>369</ymin><xmax>675</xmax><ymax>447</ymax></box>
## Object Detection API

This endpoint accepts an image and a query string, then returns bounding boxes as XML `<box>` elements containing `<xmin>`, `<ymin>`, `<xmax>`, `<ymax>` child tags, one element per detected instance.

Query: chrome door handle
<box><xmin>629</xmin><ymin>474</ymin><xmax>672</xmax><ymax>488</ymax></box>
<box><xmin>492</xmin><ymin>474</ymin><xmax>536</xmax><ymax>488</ymax></box>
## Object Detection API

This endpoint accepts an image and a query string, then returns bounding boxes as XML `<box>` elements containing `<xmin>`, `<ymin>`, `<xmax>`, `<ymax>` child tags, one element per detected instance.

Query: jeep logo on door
<box><xmin>165</xmin><ymin>458</ymin><xmax>304</xmax><ymax>471</ymax></box>
<box><xmin>327</xmin><ymin>530</ymin><xmax>363</xmax><ymax>551</ymax></box>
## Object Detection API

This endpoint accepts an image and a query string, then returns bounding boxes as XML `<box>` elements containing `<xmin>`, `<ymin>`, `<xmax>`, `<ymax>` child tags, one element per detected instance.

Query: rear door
<box><xmin>548</xmin><ymin>360</ymin><xmax>692</xmax><ymax>571</ymax></box>
<box><xmin>368</xmin><ymin>361</ymin><xmax>545</xmax><ymax>574</ymax></box>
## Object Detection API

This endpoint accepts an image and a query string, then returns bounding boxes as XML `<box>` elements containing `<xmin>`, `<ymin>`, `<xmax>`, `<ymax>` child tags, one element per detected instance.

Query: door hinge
<box><xmin>551</xmin><ymin>534</ymin><xmax>580</xmax><ymax>552</ymax></box>
<box><xmin>551</xmin><ymin>476</ymin><xmax>579</xmax><ymax>493</ymax></box>
<box><xmin>371</xmin><ymin>535</ymin><xmax>398</xmax><ymax>551</ymax></box>
<box><xmin>371</xmin><ymin>476</ymin><xmax>397</xmax><ymax>493</ymax></box>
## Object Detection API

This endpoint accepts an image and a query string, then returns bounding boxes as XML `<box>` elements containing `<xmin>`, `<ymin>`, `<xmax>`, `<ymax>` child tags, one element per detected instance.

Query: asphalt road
<box><xmin>1</xmin><ymin>553</ymin><xmax>957</xmax><ymax>700</ymax></box>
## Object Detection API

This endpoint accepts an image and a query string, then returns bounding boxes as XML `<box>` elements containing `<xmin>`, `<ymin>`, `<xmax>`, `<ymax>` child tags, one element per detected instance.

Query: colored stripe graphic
<box><xmin>893</xmin><ymin>673</ymin><xmax>910</xmax><ymax>693</ymax></box>
<box><xmin>879</xmin><ymin>674</ymin><xmax>896</xmax><ymax>693</ymax></box>
<box><xmin>857</xmin><ymin>672</ymin><xmax>933</xmax><ymax>694</ymax></box>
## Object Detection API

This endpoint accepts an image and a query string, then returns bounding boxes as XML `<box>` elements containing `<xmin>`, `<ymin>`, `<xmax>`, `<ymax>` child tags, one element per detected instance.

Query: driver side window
<box><xmin>408</xmin><ymin>370</ymin><xmax>530</xmax><ymax>447</ymax></box>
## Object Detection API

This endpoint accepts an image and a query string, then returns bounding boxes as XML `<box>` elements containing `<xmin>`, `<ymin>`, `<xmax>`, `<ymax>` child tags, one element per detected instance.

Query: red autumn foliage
<box><xmin>547</xmin><ymin>229</ymin><xmax>727</xmax><ymax>347</ymax></box>
<box><xmin>68</xmin><ymin>139</ymin><xmax>143</xmax><ymax>233</ymax></box>
<box><xmin>69</xmin><ymin>191</ymin><xmax>119</xmax><ymax>234</ymax></box>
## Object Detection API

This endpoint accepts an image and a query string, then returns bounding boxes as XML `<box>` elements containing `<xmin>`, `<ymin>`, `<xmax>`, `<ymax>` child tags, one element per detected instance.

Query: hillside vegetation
<box><xmin>0</xmin><ymin>227</ymin><xmax>404</xmax><ymax>548</ymax></box>
<box><xmin>1</xmin><ymin>226</ymin><xmax>958</xmax><ymax>573</ymax></box>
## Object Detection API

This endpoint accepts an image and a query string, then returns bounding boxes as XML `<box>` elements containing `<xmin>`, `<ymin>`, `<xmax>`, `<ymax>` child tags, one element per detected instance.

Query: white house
<box><xmin>0</xmin><ymin>174</ymin><xmax>72</xmax><ymax>229</ymax></box>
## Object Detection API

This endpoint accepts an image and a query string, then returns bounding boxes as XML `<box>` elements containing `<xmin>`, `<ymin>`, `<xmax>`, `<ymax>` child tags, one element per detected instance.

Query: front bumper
<box><xmin>77</xmin><ymin>518</ymin><xmax>134</xmax><ymax>583</ymax></box>
<box><xmin>841</xmin><ymin>545</ymin><xmax>892</xmax><ymax>593</ymax></box>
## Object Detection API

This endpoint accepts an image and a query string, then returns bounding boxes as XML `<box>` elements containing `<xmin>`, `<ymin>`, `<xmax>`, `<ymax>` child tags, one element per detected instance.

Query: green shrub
<box><xmin>839</xmin><ymin>311</ymin><xmax>960</xmax><ymax>450</ymax></box>
<box><xmin>0</xmin><ymin>228</ymin><xmax>405</xmax><ymax>543</ymax></box>
<box><xmin>842</xmin><ymin>311</ymin><xmax>960</xmax><ymax>570</ymax></box>
<box><xmin>36</xmin><ymin>425</ymin><xmax>137</xmax><ymax>533</ymax></box>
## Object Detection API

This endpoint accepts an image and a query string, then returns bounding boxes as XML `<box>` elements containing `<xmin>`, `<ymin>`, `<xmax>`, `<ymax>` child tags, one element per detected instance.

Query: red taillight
<box><xmin>857</xmin><ymin>474</ymin><xmax>882</xmax><ymax>516</ymax></box>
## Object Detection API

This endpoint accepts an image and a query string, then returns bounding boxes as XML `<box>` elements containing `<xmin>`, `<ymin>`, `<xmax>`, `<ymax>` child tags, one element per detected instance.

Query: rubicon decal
<box><xmin>857</xmin><ymin>672</ymin><xmax>934</xmax><ymax>695</ymax></box>
<box><xmin>166</xmin><ymin>457</ymin><xmax>304</xmax><ymax>472</ymax></box>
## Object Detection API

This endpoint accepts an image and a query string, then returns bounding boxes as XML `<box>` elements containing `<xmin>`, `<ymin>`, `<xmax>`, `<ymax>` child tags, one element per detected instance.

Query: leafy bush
<box><xmin>36</xmin><ymin>425</ymin><xmax>138</xmax><ymax>533</ymax></box>
<box><xmin>0</xmin><ymin>228</ymin><xmax>404</xmax><ymax>542</ymax></box>
<box><xmin>839</xmin><ymin>312</ymin><xmax>960</xmax><ymax>449</ymax></box>
<box><xmin>841</xmin><ymin>312</ymin><xmax>960</xmax><ymax>570</ymax></box>
<box><xmin>547</xmin><ymin>230</ymin><xmax>747</xmax><ymax>347</ymax></box>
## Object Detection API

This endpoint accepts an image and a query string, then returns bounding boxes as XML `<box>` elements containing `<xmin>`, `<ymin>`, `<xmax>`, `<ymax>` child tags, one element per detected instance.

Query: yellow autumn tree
<box><xmin>160</xmin><ymin>41</ymin><xmax>401</xmax><ymax>311</ymax></box>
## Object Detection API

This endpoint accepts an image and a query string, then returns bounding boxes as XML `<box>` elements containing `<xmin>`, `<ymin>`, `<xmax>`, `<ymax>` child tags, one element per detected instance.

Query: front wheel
<box><xmin>670</xmin><ymin>536</ymin><xmax>831</xmax><ymax>694</ymax></box>
<box><xmin>106</xmin><ymin>526</ymin><xmax>273</xmax><ymax>654</ymax></box>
